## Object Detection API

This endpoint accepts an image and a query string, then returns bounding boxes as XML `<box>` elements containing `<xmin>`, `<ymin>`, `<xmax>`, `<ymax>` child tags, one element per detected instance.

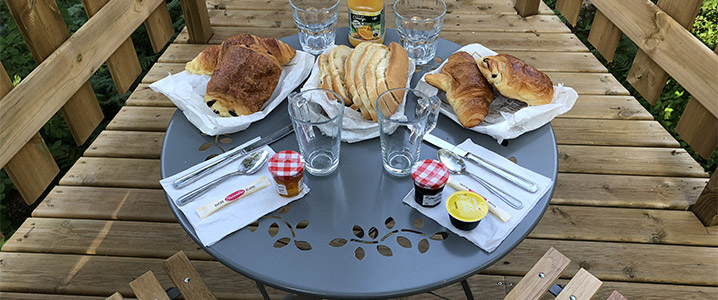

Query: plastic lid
<box><xmin>411</xmin><ymin>159</ymin><xmax>450</xmax><ymax>190</ymax></box>
<box><xmin>268</xmin><ymin>150</ymin><xmax>304</xmax><ymax>180</ymax></box>
<box><xmin>446</xmin><ymin>191</ymin><xmax>488</xmax><ymax>222</ymax></box>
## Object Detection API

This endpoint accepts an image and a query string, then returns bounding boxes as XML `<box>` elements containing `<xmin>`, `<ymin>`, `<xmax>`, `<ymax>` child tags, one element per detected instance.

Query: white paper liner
<box><xmin>414</xmin><ymin>43</ymin><xmax>579</xmax><ymax>143</ymax></box>
<box><xmin>149</xmin><ymin>50</ymin><xmax>315</xmax><ymax>136</ymax></box>
<box><xmin>301</xmin><ymin>45</ymin><xmax>416</xmax><ymax>143</ymax></box>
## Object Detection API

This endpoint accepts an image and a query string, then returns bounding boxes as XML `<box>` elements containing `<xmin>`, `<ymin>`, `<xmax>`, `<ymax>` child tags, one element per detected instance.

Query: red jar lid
<box><xmin>268</xmin><ymin>150</ymin><xmax>304</xmax><ymax>181</ymax></box>
<box><xmin>411</xmin><ymin>159</ymin><xmax>449</xmax><ymax>190</ymax></box>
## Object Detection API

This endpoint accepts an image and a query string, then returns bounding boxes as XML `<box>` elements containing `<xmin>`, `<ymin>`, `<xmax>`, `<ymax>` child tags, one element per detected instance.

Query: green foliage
<box><xmin>543</xmin><ymin>0</ymin><xmax>717</xmax><ymax>175</ymax></box>
<box><xmin>0</xmin><ymin>0</ymin><xmax>185</xmax><ymax>247</ymax></box>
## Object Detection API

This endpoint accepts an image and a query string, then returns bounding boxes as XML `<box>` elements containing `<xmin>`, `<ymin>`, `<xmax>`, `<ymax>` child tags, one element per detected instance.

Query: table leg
<box><xmin>461</xmin><ymin>279</ymin><xmax>475</xmax><ymax>300</ymax></box>
<box><xmin>256</xmin><ymin>281</ymin><xmax>272</xmax><ymax>300</ymax></box>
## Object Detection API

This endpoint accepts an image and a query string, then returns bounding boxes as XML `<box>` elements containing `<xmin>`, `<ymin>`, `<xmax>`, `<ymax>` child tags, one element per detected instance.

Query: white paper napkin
<box><xmin>160</xmin><ymin>138</ymin><xmax>309</xmax><ymax>247</ymax></box>
<box><xmin>414</xmin><ymin>43</ymin><xmax>579</xmax><ymax>144</ymax></box>
<box><xmin>150</xmin><ymin>51</ymin><xmax>315</xmax><ymax>136</ymax></box>
<box><xmin>301</xmin><ymin>45</ymin><xmax>416</xmax><ymax>143</ymax></box>
<box><xmin>403</xmin><ymin>139</ymin><xmax>553</xmax><ymax>252</ymax></box>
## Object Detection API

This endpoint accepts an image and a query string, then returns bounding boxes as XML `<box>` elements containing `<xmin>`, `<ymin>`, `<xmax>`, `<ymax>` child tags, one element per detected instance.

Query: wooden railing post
<box><xmin>691</xmin><ymin>172</ymin><xmax>718</xmax><ymax>226</ymax></box>
<box><xmin>514</xmin><ymin>0</ymin><xmax>541</xmax><ymax>17</ymax></box>
<box><xmin>1</xmin><ymin>63</ymin><xmax>59</xmax><ymax>205</ymax></box>
<box><xmin>556</xmin><ymin>0</ymin><xmax>583</xmax><ymax>26</ymax></box>
<box><xmin>180</xmin><ymin>0</ymin><xmax>213</xmax><ymax>43</ymax></box>
<box><xmin>145</xmin><ymin>1</ymin><xmax>176</xmax><ymax>53</ymax></box>
<box><xmin>587</xmin><ymin>9</ymin><xmax>621</xmax><ymax>62</ymax></box>
<box><xmin>7</xmin><ymin>0</ymin><xmax>104</xmax><ymax>146</ymax></box>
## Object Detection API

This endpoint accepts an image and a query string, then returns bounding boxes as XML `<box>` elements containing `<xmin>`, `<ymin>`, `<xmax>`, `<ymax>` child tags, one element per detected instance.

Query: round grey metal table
<box><xmin>161</xmin><ymin>28</ymin><xmax>558</xmax><ymax>299</ymax></box>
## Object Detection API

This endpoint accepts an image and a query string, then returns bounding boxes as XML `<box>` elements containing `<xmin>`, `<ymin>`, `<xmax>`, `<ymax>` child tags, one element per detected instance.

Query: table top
<box><xmin>161</xmin><ymin>28</ymin><xmax>558</xmax><ymax>299</ymax></box>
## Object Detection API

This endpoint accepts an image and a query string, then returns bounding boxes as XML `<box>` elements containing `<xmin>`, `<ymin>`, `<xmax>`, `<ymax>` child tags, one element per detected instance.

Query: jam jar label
<box><xmin>276</xmin><ymin>184</ymin><xmax>288</xmax><ymax>195</ymax></box>
<box><xmin>422</xmin><ymin>192</ymin><xmax>442</xmax><ymax>206</ymax></box>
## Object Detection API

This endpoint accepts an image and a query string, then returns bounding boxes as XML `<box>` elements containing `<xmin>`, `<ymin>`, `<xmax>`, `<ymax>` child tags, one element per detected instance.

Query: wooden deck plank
<box><xmin>106</xmin><ymin>107</ymin><xmax>175</xmax><ymax>132</ymax></box>
<box><xmin>559</xmin><ymin>95</ymin><xmax>653</xmax><ymax>120</ymax></box>
<box><xmin>482</xmin><ymin>239</ymin><xmax>718</xmax><ymax>286</ymax></box>
<box><xmin>85</xmin><ymin>131</ymin><xmax>165</xmax><ymax>159</ymax></box>
<box><xmin>552</xmin><ymin>173</ymin><xmax>707</xmax><ymax>209</ymax></box>
<box><xmin>205</xmin><ymin>10</ymin><xmax>571</xmax><ymax>33</ymax></box>
<box><xmin>59</xmin><ymin>158</ymin><xmax>162</xmax><ymax>189</ymax></box>
<box><xmin>557</xmin><ymin>145</ymin><xmax>708</xmax><ymax>177</ymax></box>
<box><xmin>32</xmin><ymin>186</ymin><xmax>175</xmax><ymax>222</ymax></box>
<box><xmin>0</xmin><ymin>293</ymin><xmax>116</xmax><ymax>300</ymax></box>
<box><xmin>125</xmin><ymin>84</ymin><xmax>172</xmax><ymax>107</ymax></box>
<box><xmin>551</xmin><ymin>119</ymin><xmax>679</xmax><ymax>147</ymax></box>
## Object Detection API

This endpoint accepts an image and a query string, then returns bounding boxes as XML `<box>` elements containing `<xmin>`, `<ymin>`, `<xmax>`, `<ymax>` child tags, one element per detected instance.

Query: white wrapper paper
<box><xmin>301</xmin><ymin>45</ymin><xmax>416</xmax><ymax>143</ymax></box>
<box><xmin>149</xmin><ymin>50</ymin><xmax>315</xmax><ymax>136</ymax></box>
<box><xmin>414</xmin><ymin>44</ymin><xmax>579</xmax><ymax>143</ymax></box>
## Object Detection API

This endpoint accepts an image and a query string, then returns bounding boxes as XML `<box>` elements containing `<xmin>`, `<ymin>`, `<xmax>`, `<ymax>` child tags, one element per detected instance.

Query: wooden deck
<box><xmin>1</xmin><ymin>0</ymin><xmax>716</xmax><ymax>299</ymax></box>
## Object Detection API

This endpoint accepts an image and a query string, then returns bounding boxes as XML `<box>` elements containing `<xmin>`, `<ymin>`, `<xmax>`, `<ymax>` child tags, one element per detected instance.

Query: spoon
<box><xmin>438</xmin><ymin>149</ymin><xmax>524</xmax><ymax>210</ymax></box>
<box><xmin>176</xmin><ymin>150</ymin><xmax>270</xmax><ymax>207</ymax></box>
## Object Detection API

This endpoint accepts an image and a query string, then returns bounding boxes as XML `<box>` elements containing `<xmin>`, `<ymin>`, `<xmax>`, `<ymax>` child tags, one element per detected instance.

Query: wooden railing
<box><xmin>515</xmin><ymin>0</ymin><xmax>718</xmax><ymax>226</ymax></box>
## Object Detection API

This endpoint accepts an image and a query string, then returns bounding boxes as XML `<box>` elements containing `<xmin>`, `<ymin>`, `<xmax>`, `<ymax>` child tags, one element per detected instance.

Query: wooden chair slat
<box><xmin>676</xmin><ymin>98</ymin><xmax>718</xmax><ymax>159</ymax></box>
<box><xmin>144</xmin><ymin>1</ymin><xmax>175</xmax><ymax>53</ymax></box>
<box><xmin>514</xmin><ymin>0</ymin><xmax>541</xmax><ymax>17</ymax></box>
<box><xmin>504</xmin><ymin>247</ymin><xmax>570</xmax><ymax>300</ymax></box>
<box><xmin>180</xmin><ymin>0</ymin><xmax>214</xmax><ymax>43</ymax></box>
<box><xmin>587</xmin><ymin>9</ymin><xmax>621</xmax><ymax>62</ymax></box>
<box><xmin>627</xmin><ymin>0</ymin><xmax>702</xmax><ymax>105</ymax></box>
<box><xmin>82</xmin><ymin>0</ymin><xmax>143</xmax><ymax>94</ymax></box>
<box><xmin>556</xmin><ymin>0</ymin><xmax>583</xmax><ymax>26</ymax></box>
<box><xmin>606</xmin><ymin>290</ymin><xmax>629</xmax><ymax>300</ymax></box>
<box><xmin>162</xmin><ymin>252</ymin><xmax>218</xmax><ymax>300</ymax></box>
<box><xmin>129</xmin><ymin>271</ymin><xmax>170</xmax><ymax>300</ymax></box>
<box><xmin>105</xmin><ymin>292</ymin><xmax>124</xmax><ymax>300</ymax></box>
<box><xmin>691</xmin><ymin>172</ymin><xmax>718</xmax><ymax>226</ymax></box>
<box><xmin>555</xmin><ymin>268</ymin><xmax>603</xmax><ymax>300</ymax></box>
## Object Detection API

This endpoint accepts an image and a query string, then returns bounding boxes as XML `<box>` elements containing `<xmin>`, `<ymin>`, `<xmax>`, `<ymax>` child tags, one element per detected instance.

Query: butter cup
<box><xmin>446</xmin><ymin>191</ymin><xmax>488</xmax><ymax>230</ymax></box>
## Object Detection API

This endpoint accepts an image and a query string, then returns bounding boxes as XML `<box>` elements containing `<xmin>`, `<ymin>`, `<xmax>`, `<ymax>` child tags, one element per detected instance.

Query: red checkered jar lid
<box><xmin>411</xmin><ymin>159</ymin><xmax>450</xmax><ymax>190</ymax></box>
<box><xmin>268</xmin><ymin>150</ymin><xmax>304</xmax><ymax>180</ymax></box>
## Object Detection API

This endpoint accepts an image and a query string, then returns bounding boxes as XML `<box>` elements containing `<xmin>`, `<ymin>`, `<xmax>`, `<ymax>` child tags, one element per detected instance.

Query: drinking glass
<box><xmin>377</xmin><ymin>88</ymin><xmax>440</xmax><ymax>176</ymax></box>
<box><xmin>393</xmin><ymin>0</ymin><xmax>447</xmax><ymax>65</ymax></box>
<box><xmin>288</xmin><ymin>89</ymin><xmax>345</xmax><ymax>176</ymax></box>
<box><xmin>289</xmin><ymin>0</ymin><xmax>340</xmax><ymax>55</ymax></box>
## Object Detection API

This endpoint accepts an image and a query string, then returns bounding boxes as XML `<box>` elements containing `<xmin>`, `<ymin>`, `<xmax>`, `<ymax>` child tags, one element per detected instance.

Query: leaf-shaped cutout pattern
<box><xmin>368</xmin><ymin>227</ymin><xmax>378</xmax><ymax>239</ymax></box>
<box><xmin>277</xmin><ymin>205</ymin><xmax>291</xmax><ymax>215</ymax></box>
<box><xmin>385</xmin><ymin>217</ymin><xmax>395</xmax><ymax>229</ymax></box>
<box><xmin>219</xmin><ymin>137</ymin><xmax>233</xmax><ymax>144</ymax></box>
<box><xmin>430</xmin><ymin>232</ymin><xmax>449</xmax><ymax>241</ymax></box>
<box><xmin>355</xmin><ymin>247</ymin><xmax>365</xmax><ymax>260</ymax></box>
<box><xmin>198</xmin><ymin>142</ymin><xmax>212</xmax><ymax>151</ymax></box>
<box><xmin>296</xmin><ymin>220</ymin><xmax>309</xmax><ymax>230</ymax></box>
<box><xmin>508</xmin><ymin>156</ymin><xmax>517</xmax><ymax>164</ymax></box>
<box><xmin>434</xmin><ymin>56</ymin><xmax>443</xmax><ymax>64</ymax></box>
<box><xmin>414</xmin><ymin>217</ymin><xmax>424</xmax><ymax>230</ymax></box>
<box><xmin>273</xmin><ymin>237</ymin><xmax>290</xmax><ymax>248</ymax></box>
<box><xmin>268</xmin><ymin>222</ymin><xmax>279</xmax><ymax>237</ymax></box>
<box><xmin>418</xmin><ymin>238</ymin><xmax>429</xmax><ymax>254</ymax></box>
<box><xmin>205</xmin><ymin>153</ymin><xmax>219</xmax><ymax>161</ymax></box>
<box><xmin>377</xmin><ymin>245</ymin><xmax>393</xmax><ymax>257</ymax></box>
<box><xmin>329</xmin><ymin>238</ymin><xmax>347</xmax><ymax>247</ymax></box>
<box><xmin>353</xmin><ymin>225</ymin><xmax>364</xmax><ymax>238</ymax></box>
<box><xmin>294</xmin><ymin>240</ymin><xmax>312</xmax><ymax>251</ymax></box>
<box><xmin>396</xmin><ymin>236</ymin><xmax>412</xmax><ymax>248</ymax></box>
<box><xmin>248</xmin><ymin>221</ymin><xmax>259</xmax><ymax>232</ymax></box>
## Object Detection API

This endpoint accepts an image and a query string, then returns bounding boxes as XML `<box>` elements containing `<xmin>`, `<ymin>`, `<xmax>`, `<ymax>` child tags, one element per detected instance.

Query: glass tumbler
<box><xmin>393</xmin><ymin>0</ymin><xmax>447</xmax><ymax>65</ymax></box>
<box><xmin>288</xmin><ymin>89</ymin><xmax>345</xmax><ymax>176</ymax></box>
<box><xmin>289</xmin><ymin>0</ymin><xmax>341</xmax><ymax>55</ymax></box>
<box><xmin>377</xmin><ymin>88</ymin><xmax>440</xmax><ymax>176</ymax></box>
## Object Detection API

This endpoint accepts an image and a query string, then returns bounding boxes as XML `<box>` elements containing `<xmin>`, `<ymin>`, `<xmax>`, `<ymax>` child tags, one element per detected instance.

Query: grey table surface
<box><xmin>161</xmin><ymin>28</ymin><xmax>558</xmax><ymax>299</ymax></box>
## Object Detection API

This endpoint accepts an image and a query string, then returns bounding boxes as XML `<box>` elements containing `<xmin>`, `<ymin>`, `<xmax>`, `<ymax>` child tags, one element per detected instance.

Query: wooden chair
<box><xmin>504</xmin><ymin>247</ymin><xmax>627</xmax><ymax>300</ymax></box>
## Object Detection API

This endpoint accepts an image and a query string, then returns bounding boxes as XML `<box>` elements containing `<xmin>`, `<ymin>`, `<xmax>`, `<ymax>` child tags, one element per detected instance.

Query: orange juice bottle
<box><xmin>348</xmin><ymin>0</ymin><xmax>385</xmax><ymax>46</ymax></box>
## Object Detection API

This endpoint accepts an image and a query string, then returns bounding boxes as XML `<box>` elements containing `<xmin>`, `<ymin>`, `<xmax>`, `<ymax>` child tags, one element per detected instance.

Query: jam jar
<box><xmin>411</xmin><ymin>159</ymin><xmax>450</xmax><ymax>207</ymax></box>
<box><xmin>268</xmin><ymin>150</ymin><xmax>305</xmax><ymax>197</ymax></box>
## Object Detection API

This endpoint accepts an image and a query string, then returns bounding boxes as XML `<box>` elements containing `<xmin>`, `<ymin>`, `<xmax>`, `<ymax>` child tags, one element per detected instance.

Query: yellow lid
<box><xmin>446</xmin><ymin>191</ymin><xmax>488</xmax><ymax>222</ymax></box>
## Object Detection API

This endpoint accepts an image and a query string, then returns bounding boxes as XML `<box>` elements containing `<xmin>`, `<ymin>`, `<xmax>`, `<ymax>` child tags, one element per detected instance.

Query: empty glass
<box><xmin>393</xmin><ymin>0</ymin><xmax>447</xmax><ymax>65</ymax></box>
<box><xmin>377</xmin><ymin>88</ymin><xmax>440</xmax><ymax>176</ymax></box>
<box><xmin>288</xmin><ymin>89</ymin><xmax>344</xmax><ymax>176</ymax></box>
<box><xmin>289</xmin><ymin>0</ymin><xmax>341</xmax><ymax>55</ymax></box>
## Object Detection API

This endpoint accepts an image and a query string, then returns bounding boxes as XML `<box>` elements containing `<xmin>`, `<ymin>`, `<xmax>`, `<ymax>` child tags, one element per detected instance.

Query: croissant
<box><xmin>476</xmin><ymin>53</ymin><xmax>553</xmax><ymax>106</ymax></box>
<box><xmin>185</xmin><ymin>45</ymin><xmax>221</xmax><ymax>75</ymax></box>
<box><xmin>426</xmin><ymin>51</ymin><xmax>493</xmax><ymax>127</ymax></box>
<box><xmin>185</xmin><ymin>34</ymin><xmax>296</xmax><ymax>74</ymax></box>
<box><xmin>204</xmin><ymin>44</ymin><xmax>282</xmax><ymax>117</ymax></box>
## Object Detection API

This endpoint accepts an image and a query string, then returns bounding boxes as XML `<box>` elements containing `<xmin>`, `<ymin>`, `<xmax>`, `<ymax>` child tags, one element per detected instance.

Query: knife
<box><xmin>424</xmin><ymin>133</ymin><xmax>539</xmax><ymax>193</ymax></box>
<box><xmin>172</xmin><ymin>124</ymin><xmax>294</xmax><ymax>189</ymax></box>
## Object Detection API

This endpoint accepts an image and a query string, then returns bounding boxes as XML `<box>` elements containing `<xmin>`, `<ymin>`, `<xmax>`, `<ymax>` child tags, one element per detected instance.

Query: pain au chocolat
<box><xmin>477</xmin><ymin>53</ymin><xmax>553</xmax><ymax>106</ymax></box>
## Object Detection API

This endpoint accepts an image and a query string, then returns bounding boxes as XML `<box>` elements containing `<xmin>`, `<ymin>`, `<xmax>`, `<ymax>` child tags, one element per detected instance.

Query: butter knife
<box><xmin>424</xmin><ymin>133</ymin><xmax>539</xmax><ymax>193</ymax></box>
<box><xmin>172</xmin><ymin>124</ymin><xmax>294</xmax><ymax>189</ymax></box>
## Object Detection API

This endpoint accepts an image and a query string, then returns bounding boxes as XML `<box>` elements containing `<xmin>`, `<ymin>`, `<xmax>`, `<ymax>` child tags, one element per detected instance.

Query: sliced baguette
<box><xmin>318</xmin><ymin>53</ymin><xmax>333</xmax><ymax>91</ymax></box>
<box><xmin>365</xmin><ymin>48</ymin><xmax>390</xmax><ymax>121</ymax></box>
<box><xmin>328</xmin><ymin>45</ymin><xmax>353</xmax><ymax>105</ymax></box>
<box><xmin>354</xmin><ymin>44</ymin><xmax>387</xmax><ymax>120</ymax></box>
<box><xmin>344</xmin><ymin>42</ymin><xmax>372</xmax><ymax>118</ymax></box>
<box><xmin>376</xmin><ymin>42</ymin><xmax>410</xmax><ymax>118</ymax></box>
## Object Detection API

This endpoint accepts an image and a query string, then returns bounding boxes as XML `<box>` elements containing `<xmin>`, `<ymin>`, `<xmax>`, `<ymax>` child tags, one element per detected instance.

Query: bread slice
<box><xmin>376</xmin><ymin>42</ymin><xmax>410</xmax><ymax>118</ymax></box>
<box><xmin>344</xmin><ymin>42</ymin><xmax>372</xmax><ymax>110</ymax></box>
<box><xmin>328</xmin><ymin>45</ymin><xmax>353</xmax><ymax>105</ymax></box>
<box><xmin>354</xmin><ymin>44</ymin><xmax>387</xmax><ymax>120</ymax></box>
<box><xmin>317</xmin><ymin>53</ymin><xmax>333</xmax><ymax>91</ymax></box>
<box><xmin>365</xmin><ymin>48</ymin><xmax>389</xmax><ymax>121</ymax></box>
